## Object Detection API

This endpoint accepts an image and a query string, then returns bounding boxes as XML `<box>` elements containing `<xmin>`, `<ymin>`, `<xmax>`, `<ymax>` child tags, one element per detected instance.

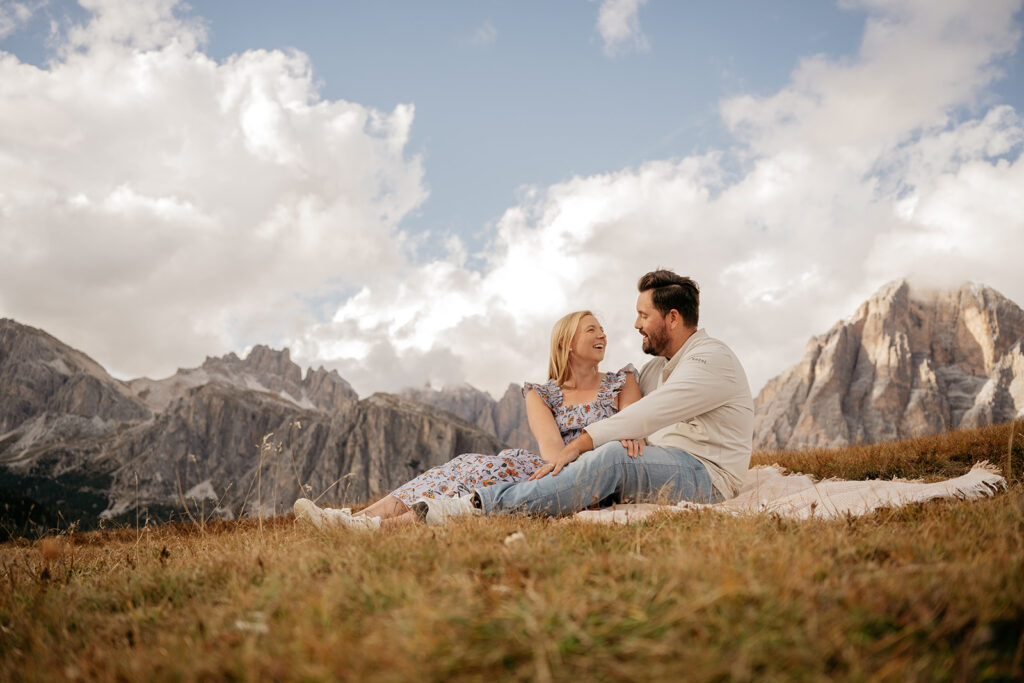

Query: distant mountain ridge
<box><xmin>0</xmin><ymin>319</ymin><xmax>503</xmax><ymax>537</ymax></box>
<box><xmin>754</xmin><ymin>280</ymin><xmax>1024</xmax><ymax>450</ymax></box>
<box><xmin>0</xmin><ymin>320</ymin><xmax>149</xmax><ymax>434</ymax></box>
<box><xmin>127</xmin><ymin>344</ymin><xmax>359</xmax><ymax>414</ymax></box>
<box><xmin>9</xmin><ymin>276</ymin><xmax>1020</xmax><ymax>534</ymax></box>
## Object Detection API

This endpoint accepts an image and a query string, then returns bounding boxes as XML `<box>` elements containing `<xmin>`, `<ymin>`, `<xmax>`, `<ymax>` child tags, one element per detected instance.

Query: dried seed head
<box><xmin>40</xmin><ymin>537</ymin><xmax>63</xmax><ymax>562</ymax></box>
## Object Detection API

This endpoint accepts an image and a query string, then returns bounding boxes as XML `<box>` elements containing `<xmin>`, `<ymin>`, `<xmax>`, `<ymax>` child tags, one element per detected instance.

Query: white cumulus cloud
<box><xmin>0</xmin><ymin>0</ymin><xmax>427</xmax><ymax>379</ymax></box>
<box><xmin>3</xmin><ymin>0</ymin><xmax>1023</xmax><ymax>403</ymax></box>
<box><xmin>295</xmin><ymin>0</ymin><xmax>1024</xmax><ymax>397</ymax></box>
<box><xmin>595</xmin><ymin>0</ymin><xmax>649</xmax><ymax>57</ymax></box>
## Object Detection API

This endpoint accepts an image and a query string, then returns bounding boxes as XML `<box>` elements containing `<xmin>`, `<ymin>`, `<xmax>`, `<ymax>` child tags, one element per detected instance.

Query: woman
<box><xmin>293</xmin><ymin>310</ymin><xmax>641</xmax><ymax>530</ymax></box>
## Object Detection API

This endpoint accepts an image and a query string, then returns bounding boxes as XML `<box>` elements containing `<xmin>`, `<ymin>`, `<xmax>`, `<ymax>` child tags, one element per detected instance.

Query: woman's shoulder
<box><xmin>521</xmin><ymin>379</ymin><xmax>562</xmax><ymax>407</ymax></box>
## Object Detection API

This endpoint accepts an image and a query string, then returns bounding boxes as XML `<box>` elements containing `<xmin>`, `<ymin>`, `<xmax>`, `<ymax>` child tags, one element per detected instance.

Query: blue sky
<box><xmin>2</xmin><ymin>0</ymin><xmax>876</xmax><ymax>256</ymax></box>
<box><xmin>180</xmin><ymin>1</ymin><xmax>871</xmax><ymax>257</ymax></box>
<box><xmin>1</xmin><ymin>0</ymin><xmax>1023</xmax><ymax>396</ymax></box>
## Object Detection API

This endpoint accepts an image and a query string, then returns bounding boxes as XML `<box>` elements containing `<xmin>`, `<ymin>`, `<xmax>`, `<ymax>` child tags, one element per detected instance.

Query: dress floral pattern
<box><xmin>390</xmin><ymin>370</ymin><xmax>631</xmax><ymax>505</ymax></box>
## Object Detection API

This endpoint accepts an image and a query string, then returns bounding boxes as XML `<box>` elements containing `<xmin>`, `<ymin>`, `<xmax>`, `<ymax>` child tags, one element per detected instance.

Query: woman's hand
<box><xmin>530</xmin><ymin>444</ymin><xmax>583</xmax><ymax>480</ymax></box>
<box><xmin>619</xmin><ymin>439</ymin><xmax>646</xmax><ymax>458</ymax></box>
<box><xmin>529</xmin><ymin>462</ymin><xmax>557</xmax><ymax>480</ymax></box>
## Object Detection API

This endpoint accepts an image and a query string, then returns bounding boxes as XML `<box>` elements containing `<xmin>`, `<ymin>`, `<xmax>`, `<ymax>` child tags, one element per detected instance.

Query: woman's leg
<box><xmin>337</xmin><ymin>450</ymin><xmax>541</xmax><ymax>526</ymax></box>
<box><xmin>380</xmin><ymin>510</ymin><xmax>420</xmax><ymax>528</ymax></box>
<box><xmin>353</xmin><ymin>494</ymin><xmax>409</xmax><ymax>520</ymax></box>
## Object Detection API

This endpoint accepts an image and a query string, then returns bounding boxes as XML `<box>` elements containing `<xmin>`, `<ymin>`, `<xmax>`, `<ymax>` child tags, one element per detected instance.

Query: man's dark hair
<box><xmin>638</xmin><ymin>269</ymin><xmax>700</xmax><ymax>327</ymax></box>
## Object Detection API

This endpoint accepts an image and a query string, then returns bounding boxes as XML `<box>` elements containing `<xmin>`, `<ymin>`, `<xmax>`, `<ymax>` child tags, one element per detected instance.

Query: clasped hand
<box><xmin>529</xmin><ymin>443</ymin><xmax>582</xmax><ymax>480</ymax></box>
<box><xmin>530</xmin><ymin>437</ymin><xmax>646</xmax><ymax>480</ymax></box>
<box><xmin>619</xmin><ymin>438</ymin><xmax>646</xmax><ymax>458</ymax></box>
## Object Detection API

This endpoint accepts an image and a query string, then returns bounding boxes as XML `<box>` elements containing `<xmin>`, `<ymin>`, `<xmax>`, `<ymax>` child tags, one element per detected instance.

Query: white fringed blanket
<box><xmin>574</xmin><ymin>461</ymin><xmax>1008</xmax><ymax>524</ymax></box>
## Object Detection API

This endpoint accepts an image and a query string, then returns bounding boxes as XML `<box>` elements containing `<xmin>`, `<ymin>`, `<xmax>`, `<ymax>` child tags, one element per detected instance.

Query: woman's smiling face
<box><xmin>570</xmin><ymin>314</ymin><xmax>607</xmax><ymax>363</ymax></box>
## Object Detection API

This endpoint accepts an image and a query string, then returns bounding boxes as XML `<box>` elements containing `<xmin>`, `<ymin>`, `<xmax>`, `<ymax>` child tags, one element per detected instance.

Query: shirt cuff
<box><xmin>583</xmin><ymin>423</ymin><xmax>612</xmax><ymax>449</ymax></box>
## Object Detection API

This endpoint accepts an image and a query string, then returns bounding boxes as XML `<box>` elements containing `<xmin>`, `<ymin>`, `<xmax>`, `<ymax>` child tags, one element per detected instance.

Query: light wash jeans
<box><xmin>475</xmin><ymin>441</ymin><xmax>723</xmax><ymax>516</ymax></box>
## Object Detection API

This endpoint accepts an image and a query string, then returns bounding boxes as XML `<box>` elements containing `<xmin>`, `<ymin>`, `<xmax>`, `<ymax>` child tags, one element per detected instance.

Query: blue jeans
<box><xmin>475</xmin><ymin>442</ymin><xmax>722</xmax><ymax>516</ymax></box>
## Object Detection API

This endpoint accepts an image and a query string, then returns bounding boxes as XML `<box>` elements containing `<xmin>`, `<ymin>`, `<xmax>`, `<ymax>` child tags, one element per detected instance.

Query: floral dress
<box><xmin>390</xmin><ymin>370</ymin><xmax>631</xmax><ymax>505</ymax></box>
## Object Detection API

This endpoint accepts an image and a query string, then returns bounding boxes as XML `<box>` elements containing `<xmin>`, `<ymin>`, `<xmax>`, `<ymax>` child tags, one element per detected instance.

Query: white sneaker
<box><xmin>294</xmin><ymin>499</ymin><xmax>375</xmax><ymax>531</ymax></box>
<box><xmin>293</xmin><ymin>498</ymin><xmax>331</xmax><ymax>530</ymax></box>
<box><xmin>412</xmin><ymin>495</ymin><xmax>481</xmax><ymax>526</ymax></box>
<box><xmin>332</xmin><ymin>512</ymin><xmax>381</xmax><ymax>531</ymax></box>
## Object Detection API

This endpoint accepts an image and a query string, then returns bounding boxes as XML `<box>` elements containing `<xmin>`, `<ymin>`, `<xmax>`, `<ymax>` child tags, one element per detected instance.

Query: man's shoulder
<box><xmin>658</xmin><ymin>330</ymin><xmax>748</xmax><ymax>386</ymax></box>
<box><xmin>635</xmin><ymin>357</ymin><xmax>665</xmax><ymax>394</ymax></box>
<box><xmin>637</xmin><ymin>357</ymin><xmax>666</xmax><ymax>375</ymax></box>
<box><xmin>685</xmin><ymin>331</ymin><xmax>739</xmax><ymax>360</ymax></box>
<box><xmin>675</xmin><ymin>331</ymin><xmax>752</xmax><ymax>399</ymax></box>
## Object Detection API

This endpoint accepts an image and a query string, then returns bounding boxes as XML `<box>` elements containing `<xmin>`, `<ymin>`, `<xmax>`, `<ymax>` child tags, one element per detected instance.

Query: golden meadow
<box><xmin>2</xmin><ymin>420</ymin><xmax>1022</xmax><ymax>681</ymax></box>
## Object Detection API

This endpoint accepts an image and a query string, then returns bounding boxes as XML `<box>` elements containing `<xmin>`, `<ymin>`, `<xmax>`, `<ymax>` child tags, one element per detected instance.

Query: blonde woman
<box><xmin>293</xmin><ymin>310</ymin><xmax>641</xmax><ymax>530</ymax></box>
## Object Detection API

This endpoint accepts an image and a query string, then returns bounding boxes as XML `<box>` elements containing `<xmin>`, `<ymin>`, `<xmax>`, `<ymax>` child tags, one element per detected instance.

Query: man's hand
<box><xmin>619</xmin><ymin>438</ymin><xmax>646</xmax><ymax>458</ymax></box>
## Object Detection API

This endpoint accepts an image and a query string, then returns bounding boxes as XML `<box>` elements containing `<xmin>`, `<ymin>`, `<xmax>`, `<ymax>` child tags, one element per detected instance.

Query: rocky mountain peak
<box><xmin>132</xmin><ymin>345</ymin><xmax>358</xmax><ymax>414</ymax></box>
<box><xmin>852</xmin><ymin>279</ymin><xmax>1024</xmax><ymax>375</ymax></box>
<box><xmin>754</xmin><ymin>280</ymin><xmax>1024</xmax><ymax>450</ymax></box>
<box><xmin>0</xmin><ymin>321</ymin><xmax>504</xmax><ymax>535</ymax></box>
<box><xmin>238</xmin><ymin>345</ymin><xmax>303</xmax><ymax>385</ymax></box>
<box><xmin>0</xmin><ymin>319</ymin><xmax>149</xmax><ymax>433</ymax></box>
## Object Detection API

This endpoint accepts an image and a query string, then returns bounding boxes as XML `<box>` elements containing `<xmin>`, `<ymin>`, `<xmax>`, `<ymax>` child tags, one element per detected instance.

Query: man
<box><xmin>416</xmin><ymin>269</ymin><xmax>754</xmax><ymax>522</ymax></box>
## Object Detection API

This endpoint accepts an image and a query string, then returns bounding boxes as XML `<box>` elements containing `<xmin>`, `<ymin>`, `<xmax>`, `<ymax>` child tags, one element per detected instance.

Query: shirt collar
<box><xmin>661</xmin><ymin>328</ymin><xmax>707</xmax><ymax>381</ymax></box>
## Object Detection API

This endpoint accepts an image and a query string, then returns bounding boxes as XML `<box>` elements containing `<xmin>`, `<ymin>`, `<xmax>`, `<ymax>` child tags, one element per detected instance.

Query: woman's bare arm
<box><xmin>615</xmin><ymin>372</ymin><xmax>642</xmax><ymax>411</ymax></box>
<box><xmin>525</xmin><ymin>390</ymin><xmax>565</xmax><ymax>463</ymax></box>
<box><xmin>615</xmin><ymin>372</ymin><xmax>645</xmax><ymax>457</ymax></box>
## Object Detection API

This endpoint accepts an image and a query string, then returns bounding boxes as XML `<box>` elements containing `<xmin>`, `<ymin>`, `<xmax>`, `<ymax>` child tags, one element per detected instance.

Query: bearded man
<box><xmin>417</xmin><ymin>269</ymin><xmax>755</xmax><ymax>521</ymax></box>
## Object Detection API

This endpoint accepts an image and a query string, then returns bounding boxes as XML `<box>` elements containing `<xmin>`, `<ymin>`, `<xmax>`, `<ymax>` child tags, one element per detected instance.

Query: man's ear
<box><xmin>666</xmin><ymin>309</ymin><xmax>682</xmax><ymax>329</ymax></box>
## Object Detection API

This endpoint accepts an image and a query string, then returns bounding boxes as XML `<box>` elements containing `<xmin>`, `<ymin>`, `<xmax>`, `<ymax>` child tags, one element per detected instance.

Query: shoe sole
<box><xmin>411</xmin><ymin>500</ymin><xmax>430</xmax><ymax>523</ymax></box>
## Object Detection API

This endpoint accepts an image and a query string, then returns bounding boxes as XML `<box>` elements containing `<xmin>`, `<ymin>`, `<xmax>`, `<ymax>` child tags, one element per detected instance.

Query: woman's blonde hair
<box><xmin>548</xmin><ymin>310</ymin><xmax>597</xmax><ymax>386</ymax></box>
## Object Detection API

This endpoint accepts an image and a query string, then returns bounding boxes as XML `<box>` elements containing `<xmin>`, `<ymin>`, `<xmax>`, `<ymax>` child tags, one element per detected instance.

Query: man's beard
<box><xmin>641</xmin><ymin>324</ymin><xmax>670</xmax><ymax>356</ymax></box>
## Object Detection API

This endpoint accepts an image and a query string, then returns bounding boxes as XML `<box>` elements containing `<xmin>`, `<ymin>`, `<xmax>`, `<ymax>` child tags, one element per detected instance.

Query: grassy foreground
<box><xmin>2</xmin><ymin>422</ymin><xmax>1023</xmax><ymax>681</ymax></box>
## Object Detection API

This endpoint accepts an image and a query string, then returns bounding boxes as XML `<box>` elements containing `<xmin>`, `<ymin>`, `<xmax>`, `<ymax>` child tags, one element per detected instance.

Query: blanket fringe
<box><xmin>970</xmin><ymin>460</ymin><xmax>1002</xmax><ymax>476</ymax></box>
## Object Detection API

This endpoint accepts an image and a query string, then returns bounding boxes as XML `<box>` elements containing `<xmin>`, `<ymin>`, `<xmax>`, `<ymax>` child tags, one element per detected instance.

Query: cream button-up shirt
<box><xmin>584</xmin><ymin>329</ymin><xmax>754</xmax><ymax>499</ymax></box>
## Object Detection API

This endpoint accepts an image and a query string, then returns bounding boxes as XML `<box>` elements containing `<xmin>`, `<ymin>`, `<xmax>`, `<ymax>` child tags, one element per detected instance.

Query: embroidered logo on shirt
<box><xmin>691</xmin><ymin>356</ymin><xmax>708</xmax><ymax>365</ymax></box>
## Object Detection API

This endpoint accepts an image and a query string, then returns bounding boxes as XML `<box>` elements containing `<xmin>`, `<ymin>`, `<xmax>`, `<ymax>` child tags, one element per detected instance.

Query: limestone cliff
<box><xmin>96</xmin><ymin>386</ymin><xmax>502</xmax><ymax>522</ymax></box>
<box><xmin>400</xmin><ymin>383</ymin><xmax>538</xmax><ymax>453</ymax></box>
<box><xmin>754</xmin><ymin>281</ymin><xmax>1024</xmax><ymax>450</ymax></box>
<box><xmin>0</xmin><ymin>320</ymin><xmax>503</xmax><ymax>535</ymax></box>
<box><xmin>0</xmin><ymin>319</ymin><xmax>150</xmax><ymax>433</ymax></box>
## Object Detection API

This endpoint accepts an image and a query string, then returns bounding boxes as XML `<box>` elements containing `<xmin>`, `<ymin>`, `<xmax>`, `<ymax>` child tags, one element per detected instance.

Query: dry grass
<box><xmin>2</xmin><ymin>421</ymin><xmax>1023</xmax><ymax>681</ymax></box>
<box><xmin>751</xmin><ymin>418</ymin><xmax>1023</xmax><ymax>484</ymax></box>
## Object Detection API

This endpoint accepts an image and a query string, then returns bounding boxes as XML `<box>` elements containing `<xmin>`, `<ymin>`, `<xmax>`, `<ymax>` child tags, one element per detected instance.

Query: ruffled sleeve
<box><xmin>598</xmin><ymin>365</ymin><xmax>639</xmax><ymax>401</ymax></box>
<box><xmin>522</xmin><ymin>380</ymin><xmax>562</xmax><ymax>409</ymax></box>
<box><xmin>619</xmin><ymin>363</ymin><xmax>640</xmax><ymax>385</ymax></box>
